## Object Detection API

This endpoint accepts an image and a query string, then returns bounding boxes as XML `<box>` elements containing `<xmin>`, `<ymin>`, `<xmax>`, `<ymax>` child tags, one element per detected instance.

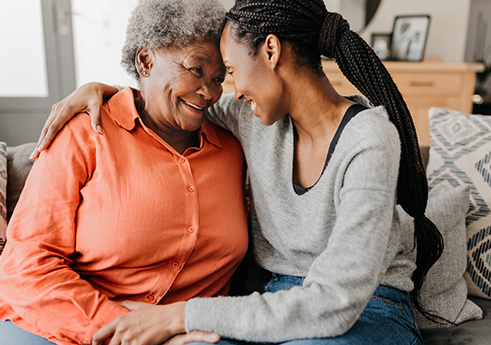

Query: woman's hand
<box><xmin>92</xmin><ymin>301</ymin><xmax>209</xmax><ymax>345</ymax></box>
<box><xmin>31</xmin><ymin>82</ymin><xmax>119</xmax><ymax>159</ymax></box>
<box><xmin>163</xmin><ymin>331</ymin><xmax>220</xmax><ymax>345</ymax></box>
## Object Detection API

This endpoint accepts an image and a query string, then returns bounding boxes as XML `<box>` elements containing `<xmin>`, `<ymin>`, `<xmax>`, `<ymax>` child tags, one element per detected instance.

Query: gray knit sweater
<box><xmin>185</xmin><ymin>93</ymin><xmax>416</xmax><ymax>341</ymax></box>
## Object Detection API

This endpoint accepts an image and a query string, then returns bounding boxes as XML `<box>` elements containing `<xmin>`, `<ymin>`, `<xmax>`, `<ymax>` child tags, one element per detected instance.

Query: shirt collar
<box><xmin>107</xmin><ymin>87</ymin><xmax>222</xmax><ymax>149</ymax></box>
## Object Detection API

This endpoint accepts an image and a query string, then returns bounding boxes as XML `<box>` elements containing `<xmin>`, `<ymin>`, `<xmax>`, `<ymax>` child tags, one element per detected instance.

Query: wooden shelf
<box><xmin>322</xmin><ymin>60</ymin><xmax>484</xmax><ymax>146</ymax></box>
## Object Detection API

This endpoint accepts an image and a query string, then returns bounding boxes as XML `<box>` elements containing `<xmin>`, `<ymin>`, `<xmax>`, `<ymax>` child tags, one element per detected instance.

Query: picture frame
<box><xmin>371</xmin><ymin>33</ymin><xmax>392</xmax><ymax>61</ymax></box>
<box><xmin>390</xmin><ymin>15</ymin><xmax>431</xmax><ymax>62</ymax></box>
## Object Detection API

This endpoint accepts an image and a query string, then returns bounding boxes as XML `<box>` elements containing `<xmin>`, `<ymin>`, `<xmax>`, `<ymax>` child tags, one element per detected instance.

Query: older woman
<box><xmin>0</xmin><ymin>1</ymin><xmax>248</xmax><ymax>344</ymax></box>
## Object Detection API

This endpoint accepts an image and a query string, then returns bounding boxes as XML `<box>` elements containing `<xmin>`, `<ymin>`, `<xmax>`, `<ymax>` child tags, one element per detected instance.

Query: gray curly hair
<box><xmin>121</xmin><ymin>0</ymin><xmax>226</xmax><ymax>80</ymax></box>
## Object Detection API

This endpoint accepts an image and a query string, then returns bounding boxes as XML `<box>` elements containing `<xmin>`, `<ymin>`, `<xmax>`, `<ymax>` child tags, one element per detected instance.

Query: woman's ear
<box><xmin>263</xmin><ymin>34</ymin><xmax>281</xmax><ymax>70</ymax></box>
<box><xmin>135</xmin><ymin>48</ymin><xmax>154</xmax><ymax>77</ymax></box>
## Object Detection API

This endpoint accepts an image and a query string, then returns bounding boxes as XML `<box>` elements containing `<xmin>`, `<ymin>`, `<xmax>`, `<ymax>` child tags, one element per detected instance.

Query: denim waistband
<box><xmin>264</xmin><ymin>273</ymin><xmax>408</xmax><ymax>304</ymax></box>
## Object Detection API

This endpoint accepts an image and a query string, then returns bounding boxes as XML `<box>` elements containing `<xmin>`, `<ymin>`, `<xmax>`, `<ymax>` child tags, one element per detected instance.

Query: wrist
<box><xmin>87</xmin><ymin>82</ymin><xmax>118</xmax><ymax>100</ymax></box>
<box><xmin>174</xmin><ymin>301</ymin><xmax>187</xmax><ymax>334</ymax></box>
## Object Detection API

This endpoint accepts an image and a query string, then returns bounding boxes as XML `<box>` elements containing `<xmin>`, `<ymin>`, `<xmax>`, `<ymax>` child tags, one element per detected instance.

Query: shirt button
<box><xmin>188</xmin><ymin>226</ymin><xmax>196</xmax><ymax>233</ymax></box>
<box><xmin>187</xmin><ymin>185</ymin><xmax>195</xmax><ymax>193</ymax></box>
<box><xmin>171</xmin><ymin>261</ymin><xmax>180</xmax><ymax>269</ymax></box>
<box><xmin>147</xmin><ymin>295</ymin><xmax>156</xmax><ymax>303</ymax></box>
<box><xmin>178</xmin><ymin>157</ymin><xmax>186</xmax><ymax>164</ymax></box>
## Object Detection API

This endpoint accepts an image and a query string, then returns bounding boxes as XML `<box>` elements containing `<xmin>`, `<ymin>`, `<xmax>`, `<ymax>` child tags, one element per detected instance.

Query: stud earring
<box><xmin>142</xmin><ymin>70</ymin><xmax>148</xmax><ymax>76</ymax></box>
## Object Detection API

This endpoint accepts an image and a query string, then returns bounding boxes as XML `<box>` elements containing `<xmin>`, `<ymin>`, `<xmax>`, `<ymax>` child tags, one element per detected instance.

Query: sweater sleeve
<box><xmin>207</xmin><ymin>93</ymin><xmax>250</xmax><ymax>137</ymax></box>
<box><xmin>185</xmin><ymin>113</ymin><xmax>402</xmax><ymax>341</ymax></box>
<box><xmin>0</xmin><ymin>116</ymin><xmax>128</xmax><ymax>344</ymax></box>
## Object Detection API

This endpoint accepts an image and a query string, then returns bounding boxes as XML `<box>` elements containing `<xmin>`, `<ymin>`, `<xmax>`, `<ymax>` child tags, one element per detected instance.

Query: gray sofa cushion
<box><xmin>0</xmin><ymin>142</ymin><xmax>7</xmax><ymax>255</ymax></box>
<box><xmin>421</xmin><ymin>297</ymin><xmax>491</xmax><ymax>345</ymax></box>
<box><xmin>6</xmin><ymin>143</ymin><xmax>36</xmax><ymax>221</ymax></box>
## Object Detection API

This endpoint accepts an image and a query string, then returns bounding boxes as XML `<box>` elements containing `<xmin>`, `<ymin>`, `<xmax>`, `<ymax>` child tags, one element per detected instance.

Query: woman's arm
<box><xmin>32</xmin><ymin>86</ymin><xmax>248</xmax><ymax>159</ymax></box>
<box><xmin>0</xmin><ymin>116</ymin><xmax>128</xmax><ymax>344</ymax></box>
<box><xmin>32</xmin><ymin>82</ymin><xmax>119</xmax><ymax>158</ymax></box>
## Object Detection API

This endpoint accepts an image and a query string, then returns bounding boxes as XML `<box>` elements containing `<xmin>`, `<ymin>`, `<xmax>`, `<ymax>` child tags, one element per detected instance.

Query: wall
<box><xmin>71</xmin><ymin>0</ymin><xmax>139</xmax><ymax>88</ymax></box>
<box><xmin>71</xmin><ymin>0</ymin><xmax>237</xmax><ymax>89</ymax></box>
<box><xmin>361</xmin><ymin>0</ymin><xmax>471</xmax><ymax>62</ymax></box>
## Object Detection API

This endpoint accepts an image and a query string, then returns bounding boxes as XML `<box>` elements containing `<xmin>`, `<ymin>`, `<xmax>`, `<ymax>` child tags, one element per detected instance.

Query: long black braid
<box><xmin>226</xmin><ymin>0</ymin><xmax>445</xmax><ymax>322</ymax></box>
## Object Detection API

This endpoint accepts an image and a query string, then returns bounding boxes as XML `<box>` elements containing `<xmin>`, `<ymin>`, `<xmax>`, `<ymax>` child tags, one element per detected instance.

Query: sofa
<box><xmin>2</xmin><ymin>141</ymin><xmax>491</xmax><ymax>344</ymax></box>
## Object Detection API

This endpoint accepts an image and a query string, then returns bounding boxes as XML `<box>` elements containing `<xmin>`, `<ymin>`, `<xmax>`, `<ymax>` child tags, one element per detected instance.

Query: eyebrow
<box><xmin>189</xmin><ymin>55</ymin><xmax>213</xmax><ymax>65</ymax></box>
<box><xmin>185</xmin><ymin>53</ymin><xmax>226</xmax><ymax>76</ymax></box>
<box><xmin>194</xmin><ymin>55</ymin><xmax>227</xmax><ymax>75</ymax></box>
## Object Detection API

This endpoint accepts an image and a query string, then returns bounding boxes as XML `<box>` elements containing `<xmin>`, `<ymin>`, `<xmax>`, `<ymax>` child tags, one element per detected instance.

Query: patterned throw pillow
<box><xmin>0</xmin><ymin>141</ymin><xmax>7</xmax><ymax>255</ymax></box>
<box><xmin>426</xmin><ymin>107</ymin><xmax>491</xmax><ymax>299</ymax></box>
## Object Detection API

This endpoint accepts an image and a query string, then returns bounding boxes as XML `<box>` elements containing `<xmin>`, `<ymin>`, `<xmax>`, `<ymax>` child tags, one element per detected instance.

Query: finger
<box><xmin>31</xmin><ymin>103</ymin><xmax>60</xmax><ymax>158</ymax></box>
<box><xmin>108</xmin><ymin>333</ymin><xmax>122</xmax><ymax>345</ymax></box>
<box><xmin>166</xmin><ymin>331</ymin><xmax>220</xmax><ymax>345</ymax></box>
<box><xmin>88</xmin><ymin>105</ymin><xmax>103</xmax><ymax>134</ymax></box>
<box><xmin>31</xmin><ymin>121</ymin><xmax>54</xmax><ymax>159</ymax></box>
<box><xmin>35</xmin><ymin>118</ymin><xmax>66</xmax><ymax>155</ymax></box>
<box><xmin>92</xmin><ymin>319</ymin><xmax>118</xmax><ymax>345</ymax></box>
<box><xmin>34</xmin><ymin>101</ymin><xmax>74</xmax><ymax>155</ymax></box>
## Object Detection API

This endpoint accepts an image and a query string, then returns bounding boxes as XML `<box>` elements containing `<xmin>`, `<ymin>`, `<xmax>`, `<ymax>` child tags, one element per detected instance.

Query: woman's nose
<box><xmin>234</xmin><ymin>89</ymin><xmax>244</xmax><ymax>101</ymax></box>
<box><xmin>197</xmin><ymin>83</ymin><xmax>212</xmax><ymax>100</ymax></box>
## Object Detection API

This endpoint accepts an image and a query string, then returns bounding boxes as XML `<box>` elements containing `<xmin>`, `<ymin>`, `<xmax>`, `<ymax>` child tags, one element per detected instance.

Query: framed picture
<box><xmin>390</xmin><ymin>15</ymin><xmax>431</xmax><ymax>62</ymax></box>
<box><xmin>371</xmin><ymin>33</ymin><xmax>392</xmax><ymax>61</ymax></box>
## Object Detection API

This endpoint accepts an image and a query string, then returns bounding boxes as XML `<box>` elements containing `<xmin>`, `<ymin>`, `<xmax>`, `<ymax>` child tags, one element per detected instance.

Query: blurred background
<box><xmin>0</xmin><ymin>0</ymin><xmax>488</xmax><ymax>145</ymax></box>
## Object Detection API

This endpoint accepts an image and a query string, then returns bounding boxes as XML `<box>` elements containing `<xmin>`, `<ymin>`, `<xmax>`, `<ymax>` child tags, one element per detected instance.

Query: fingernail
<box><xmin>96</xmin><ymin>125</ymin><xmax>103</xmax><ymax>134</ymax></box>
<box><xmin>207</xmin><ymin>334</ymin><xmax>219</xmax><ymax>341</ymax></box>
<box><xmin>29</xmin><ymin>147</ymin><xmax>38</xmax><ymax>160</ymax></box>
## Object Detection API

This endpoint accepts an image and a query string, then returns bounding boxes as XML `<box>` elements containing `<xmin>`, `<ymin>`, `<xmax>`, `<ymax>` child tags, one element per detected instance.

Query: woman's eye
<box><xmin>213</xmin><ymin>76</ymin><xmax>225</xmax><ymax>84</ymax></box>
<box><xmin>189</xmin><ymin>67</ymin><xmax>203</xmax><ymax>76</ymax></box>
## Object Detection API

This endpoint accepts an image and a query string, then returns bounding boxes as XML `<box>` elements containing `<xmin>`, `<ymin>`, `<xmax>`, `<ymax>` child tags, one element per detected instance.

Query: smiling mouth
<box><xmin>181</xmin><ymin>99</ymin><xmax>204</xmax><ymax>111</ymax></box>
<box><xmin>247</xmin><ymin>100</ymin><xmax>257</xmax><ymax>113</ymax></box>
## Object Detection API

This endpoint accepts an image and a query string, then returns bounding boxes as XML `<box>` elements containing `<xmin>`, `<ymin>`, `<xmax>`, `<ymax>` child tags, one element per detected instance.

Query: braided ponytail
<box><xmin>226</xmin><ymin>0</ymin><xmax>444</xmax><ymax>322</ymax></box>
<box><xmin>318</xmin><ymin>12</ymin><xmax>444</xmax><ymax>322</ymax></box>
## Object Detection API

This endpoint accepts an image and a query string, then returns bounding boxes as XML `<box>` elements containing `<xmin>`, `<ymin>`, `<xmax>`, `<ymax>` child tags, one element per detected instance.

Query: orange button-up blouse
<box><xmin>0</xmin><ymin>88</ymin><xmax>248</xmax><ymax>345</ymax></box>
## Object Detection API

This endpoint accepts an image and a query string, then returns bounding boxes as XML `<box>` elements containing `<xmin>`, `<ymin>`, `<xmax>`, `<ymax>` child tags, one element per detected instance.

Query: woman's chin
<box><xmin>179</xmin><ymin>120</ymin><xmax>203</xmax><ymax>132</ymax></box>
<box><xmin>258</xmin><ymin>114</ymin><xmax>277</xmax><ymax>127</ymax></box>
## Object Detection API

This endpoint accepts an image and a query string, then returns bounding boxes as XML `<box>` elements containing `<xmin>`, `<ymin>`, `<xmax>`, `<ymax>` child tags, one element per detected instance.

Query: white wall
<box><xmin>71</xmin><ymin>0</ymin><xmax>139</xmax><ymax>88</ymax></box>
<box><xmin>71</xmin><ymin>0</ymin><xmax>235</xmax><ymax>88</ymax></box>
<box><xmin>361</xmin><ymin>0</ymin><xmax>471</xmax><ymax>62</ymax></box>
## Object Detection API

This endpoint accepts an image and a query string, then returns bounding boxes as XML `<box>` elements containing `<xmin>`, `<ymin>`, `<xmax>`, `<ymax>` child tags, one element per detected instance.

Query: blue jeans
<box><xmin>193</xmin><ymin>274</ymin><xmax>423</xmax><ymax>345</ymax></box>
<box><xmin>0</xmin><ymin>320</ymin><xmax>55</xmax><ymax>345</ymax></box>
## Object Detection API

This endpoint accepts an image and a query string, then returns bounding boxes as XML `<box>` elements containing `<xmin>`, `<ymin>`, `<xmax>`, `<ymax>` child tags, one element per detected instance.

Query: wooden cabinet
<box><xmin>223</xmin><ymin>60</ymin><xmax>483</xmax><ymax>146</ymax></box>
<box><xmin>322</xmin><ymin>60</ymin><xmax>484</xmax><ymax>146</ymax></box>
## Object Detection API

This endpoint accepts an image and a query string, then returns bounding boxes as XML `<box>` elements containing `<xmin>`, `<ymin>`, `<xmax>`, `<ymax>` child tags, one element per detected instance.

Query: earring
<box><xmin>142</xmin><ymin>70</ymin><xmax>148</xmax><ymax>76</ymax></box>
